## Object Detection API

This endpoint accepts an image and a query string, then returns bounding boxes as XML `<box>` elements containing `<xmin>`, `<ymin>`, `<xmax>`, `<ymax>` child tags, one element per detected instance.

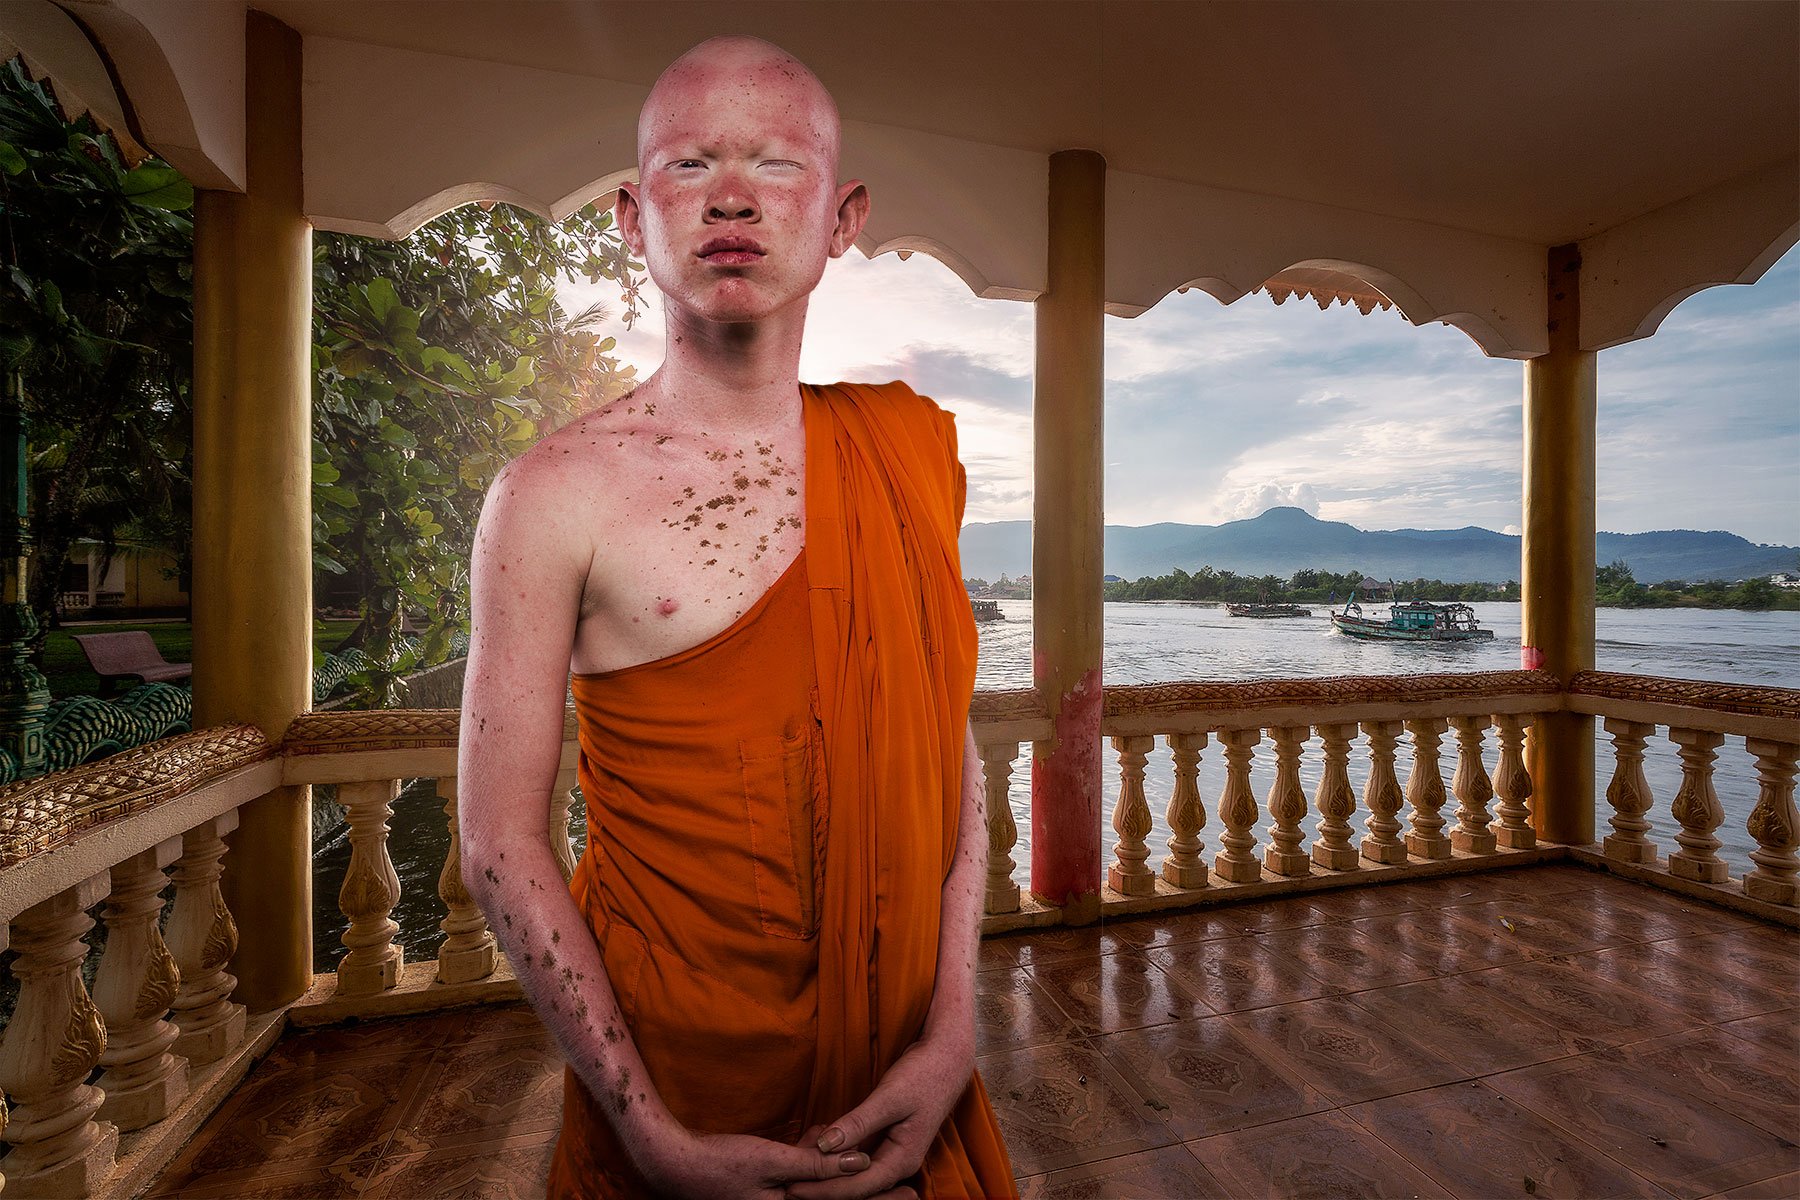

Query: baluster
<box><xmin>1404</xmin><ymin>717</ymin><xmax>1452</xmax><ymax>859</ymax></box>
<box><xmin>437</xmin><ymin>776</ymin><xmax>498</xmax><ymax>983</ymax></box>
<box><xmin>1491</xmin><ymin>714</ymin><xmax>1536</xmax><ymax>848</ymax></box>
<box><xmin>1602</xmin><ymin>718</ymin><xmax>1658</xmax><ymax>863</ymax></box>
<box><xmin>1450</xmin><ymin>716</ymin><xmax>1496</xmax><ymax>854</ymax></box>
<box><xmin>549</xmin><ymin>765</ymin><xmax>580</xmax><ymax>885</ymax></box>
<box><xmin>336</xmin><ymin>778</ymin><xmax>405</xmax><ymax>995</ymax></box>
<box><xmin>1213</xmin><ymin>728</ymin><xmax>1263</xmax><ymax>883</ymax></box>
<box><xmin>1163</xmin><ymin>732</ymin><xmax>1209</xmax><ymax>888</ymax></box>
<box><xmin>0</xmin><ymin>874</ymin><xmax>118</xmax><ymax>1194</ymax></box>
<box><xmin>1744</xmin><ymin>739</ymin><xmax>1798</xmax><ymax>904</ymax></box>
<box><xmin>1668</xmin><ymin>728</ymin><xmax>1728</xmax><ymax>884</ymax></box>
<box><xmin>168</xmin><ymin>811</ymin><xmax>247</xmax><ymax>1064</ymax></box>
<box><xmin>1263</xmin><ymin>726</ymin><xmax>1311</xmax><ymax>877</ymax></box>
<box><xmin>1108</xmin><ymin>735</ymin><xmax>1157</xmax><ymax>895</ymax></box>
<box><xmin>1359</xmin><ymin>720</ymin><xmax>1407</xmax><ymax>865</ymax></box>
<box><xmin>981</xmin><ymin>741</ymin><xmax>1022</xmax><ymax>914</ymax></box>
<box><xmin>95</xmin><ymin>838</ymin><xmax>188</xmax><ymax>1130</ymax></box>
<box><xmin>1312</xmin><ymin>722</ymin><xmax>1359</xmax><ymax>870</ymax></box>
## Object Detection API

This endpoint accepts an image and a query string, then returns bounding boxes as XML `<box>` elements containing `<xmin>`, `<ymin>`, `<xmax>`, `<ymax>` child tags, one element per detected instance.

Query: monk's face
<box><xmin>619</xmin><ymin>42</ymin><xmax>868</xmax><ymax>326</ymax></box>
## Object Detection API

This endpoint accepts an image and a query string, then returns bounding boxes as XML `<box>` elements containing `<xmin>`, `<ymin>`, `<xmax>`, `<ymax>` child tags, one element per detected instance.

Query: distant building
<box><xmin>58</xmin><ymin>539</ymin><xmax>189</xmax><ymax>616</ymax></box>
<box><xmin>1771</xmin><ymin>572</ymin><xmax>1800</xmax><ymax>589</ymax></box>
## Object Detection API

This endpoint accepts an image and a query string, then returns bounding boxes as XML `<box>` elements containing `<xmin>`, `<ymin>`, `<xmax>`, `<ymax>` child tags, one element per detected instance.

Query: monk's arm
<box><xmin>456</xmin><ymin>459</ymin><xmax>682</xmax><ymax>1167</ymax></box>
<box><xmin>923</xmin><ymin>720</ymin><xmax>986</xmax><ymax>1046</ymax></box>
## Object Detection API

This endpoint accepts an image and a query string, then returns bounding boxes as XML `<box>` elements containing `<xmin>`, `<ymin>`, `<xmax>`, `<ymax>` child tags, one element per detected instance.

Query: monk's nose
<box><xmin>705</xmin><ymin>190</ymin><xmax>758</xmax><ymax>222</ymax></box>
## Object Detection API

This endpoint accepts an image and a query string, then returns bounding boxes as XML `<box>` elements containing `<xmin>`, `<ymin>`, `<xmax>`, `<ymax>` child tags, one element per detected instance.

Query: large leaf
<box><xmin>120</xmin><ymin>163</ymin><xmax>194</xmax><ymax>210</ymax></box>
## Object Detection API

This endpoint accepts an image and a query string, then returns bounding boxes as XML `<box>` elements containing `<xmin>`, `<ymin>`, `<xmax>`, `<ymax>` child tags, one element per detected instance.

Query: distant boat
<box><xmin>971</xmin><ymin>599</ymin><xmax>1004</xmax><ymax>623</ymax></box>
<box><xmin>1226</xmin><ymin>603</ymin><xmax>1313</xmax><ymax>618</ymax></box>
<box><xmin>1331</xmin><ymin>599</ymin><xmax>1494</xmax><ymax>642</ymax></box>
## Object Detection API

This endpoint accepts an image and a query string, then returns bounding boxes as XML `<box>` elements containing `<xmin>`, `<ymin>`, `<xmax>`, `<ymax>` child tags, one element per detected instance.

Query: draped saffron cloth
<box><xmin>545</xmin><ymin>381</ymin><xmax>1018</xmax><ymax>1198</ymax></box>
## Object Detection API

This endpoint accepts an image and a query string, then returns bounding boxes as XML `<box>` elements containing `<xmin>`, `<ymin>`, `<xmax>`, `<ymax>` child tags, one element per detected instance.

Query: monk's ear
<box><xmin>828</xmin><ymin>179</ymin><xmax>870</xmax><ymax>259</ymax></box>
<box><xmin>615</xmin><ymin>180</ymin><xmax>645</xmax><ymax>258</ymax></box>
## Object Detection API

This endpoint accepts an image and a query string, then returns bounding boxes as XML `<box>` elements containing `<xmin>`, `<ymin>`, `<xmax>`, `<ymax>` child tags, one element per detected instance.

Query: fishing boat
<box><xmin>971</xmin><ymin>599</ymin><xmax>1004</xmax><ymax>623</ymax></box>
<box><xmin>1226</xmin><ymin>603</ymin><xmax>1313</xmax><ymax>618</ymax></box>
<box><xmin>1331</xmin><ymin>599</ymin><xmax>1494</xmax><ymax>642</ymax></box>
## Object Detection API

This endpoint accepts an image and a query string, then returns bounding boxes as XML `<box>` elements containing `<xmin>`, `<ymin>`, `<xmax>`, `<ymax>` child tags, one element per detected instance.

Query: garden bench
<box><xmin>72</xmin><ymin>631</ymin><xmax>193</xmax><ymax>696</ymax></box>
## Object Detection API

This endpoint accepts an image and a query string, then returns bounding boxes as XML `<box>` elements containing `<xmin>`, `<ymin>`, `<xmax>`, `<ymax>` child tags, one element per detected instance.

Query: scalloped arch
<box><xmin>850</xmin><ymin>232</ymin><xmax>1038</xmax><ymax>303</ymax></box>
<box><xmin>328</xmin><ymin>169</ymin><xmax>641</xmax><ymax>242</ymax></box>
<box><xmin>1164</xmin><ymin>257</ymin><xmax>1528</xmax><ymax>359</ymax></box>
<box><xmin>1611</xmin><ymin>220</ymin><xmax>1799</xmax><ymax>351</ymax></box>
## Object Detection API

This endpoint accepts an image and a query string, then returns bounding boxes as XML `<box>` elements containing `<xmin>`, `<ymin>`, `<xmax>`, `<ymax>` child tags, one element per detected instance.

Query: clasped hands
<box><xmin>644</xmin><ymin>1020</ymin><xmax>974</xmax><ymax>1200</ymax></box>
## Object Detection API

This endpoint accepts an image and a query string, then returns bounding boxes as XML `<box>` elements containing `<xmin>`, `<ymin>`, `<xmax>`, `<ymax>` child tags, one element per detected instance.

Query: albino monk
<box><xmin>457</xmin><ymin>34</ymin><xmax>1019</xmax><ymax>1200</ymax></box>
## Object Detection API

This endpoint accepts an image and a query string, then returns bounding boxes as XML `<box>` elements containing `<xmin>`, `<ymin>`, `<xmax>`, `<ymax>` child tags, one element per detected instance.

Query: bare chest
<box><xmin>569</xmin><ymin>434</ymin><xmax>805</xmax><ymax>675</ymax></box>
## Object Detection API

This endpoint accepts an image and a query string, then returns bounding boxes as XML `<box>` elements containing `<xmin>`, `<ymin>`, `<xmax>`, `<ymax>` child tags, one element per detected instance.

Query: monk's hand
<box><xmin>782</xmin><ymin>1027</ymin><xmax>974</xmax><ymax>1200</ymax></box>
<box><xmin>637</xmin><ymin>1126</ymin><xmax>877</xmax><ymax>1200</ymax></box>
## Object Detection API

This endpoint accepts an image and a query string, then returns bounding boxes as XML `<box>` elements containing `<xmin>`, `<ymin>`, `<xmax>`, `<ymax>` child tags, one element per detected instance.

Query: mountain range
<box><xmin>958</xmin><ymin>507</ymin><xmax>1799</xmax><ymax>585</ymax></box>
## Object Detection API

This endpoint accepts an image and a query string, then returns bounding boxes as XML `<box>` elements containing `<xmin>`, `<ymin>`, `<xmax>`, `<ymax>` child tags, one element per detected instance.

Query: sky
<box><xmin>566</xmin><ymin>240</ymin><xmax>1799</xmax><ymax>546</ymax></box>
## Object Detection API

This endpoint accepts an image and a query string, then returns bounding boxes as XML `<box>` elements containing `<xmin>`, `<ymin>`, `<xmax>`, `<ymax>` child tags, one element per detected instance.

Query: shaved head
<box><xmin>637</xmin><ymin>35</ymin><xmax>842</xmax><ymax>177</ymax></box>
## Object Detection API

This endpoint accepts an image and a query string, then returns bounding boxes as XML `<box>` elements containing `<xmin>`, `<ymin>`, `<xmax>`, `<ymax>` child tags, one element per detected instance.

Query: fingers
<box><xmin>814</xmin><ymin>1089</ymin><xmax>906</xmax><ymax>1155</ymax></box>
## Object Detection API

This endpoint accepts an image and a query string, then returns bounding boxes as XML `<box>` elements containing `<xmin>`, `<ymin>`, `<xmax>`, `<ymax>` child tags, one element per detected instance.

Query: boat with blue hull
<box><xmin>1331</xmin><ymin>599</ymin><xmax>1494</xmax><ymax>642</ymax></box>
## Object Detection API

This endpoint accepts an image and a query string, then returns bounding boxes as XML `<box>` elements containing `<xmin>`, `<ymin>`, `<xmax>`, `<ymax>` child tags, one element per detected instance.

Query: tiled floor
<box><xmin>149</xmin><ymin>864</ymin><xmax>1798</xmax><ymax>1199</ymax></box>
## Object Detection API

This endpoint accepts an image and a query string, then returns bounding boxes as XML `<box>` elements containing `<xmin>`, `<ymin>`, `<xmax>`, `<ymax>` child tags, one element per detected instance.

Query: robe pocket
<box><xmin>598</xmin><ymin>919</ymin><xmax>648</xmax><ymax>1028</ymax></box>
<box><xmin>738</xmin><ymin>728</ymin><xmax>820</xmax><ymax>940</ymax></box>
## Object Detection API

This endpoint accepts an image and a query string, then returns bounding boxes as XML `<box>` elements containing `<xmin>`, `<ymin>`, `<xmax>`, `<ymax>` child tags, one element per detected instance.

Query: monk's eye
<box><xmin>670</xmin><ymin>159</ymin><xmax>706</xmax><ymax>170</ymax></box>
<box><xmin>760</xmin><ymin>160</ymin><xmax>802</xmax><ymax>171</ymax></box>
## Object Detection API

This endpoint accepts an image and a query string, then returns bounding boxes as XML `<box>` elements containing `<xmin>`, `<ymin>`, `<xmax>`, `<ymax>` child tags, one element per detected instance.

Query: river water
<box><xmin>311</xmin><ymin>602</ymin><xmax>1797</xmax><ymax>971</ymax></box>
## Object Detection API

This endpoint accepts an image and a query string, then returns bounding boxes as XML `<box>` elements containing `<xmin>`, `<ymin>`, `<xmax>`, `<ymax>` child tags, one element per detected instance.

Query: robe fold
<box><xmin>545</xmin><ymin>380</ymin><xmax>1018</xmax><ymax>1199</ymax></box>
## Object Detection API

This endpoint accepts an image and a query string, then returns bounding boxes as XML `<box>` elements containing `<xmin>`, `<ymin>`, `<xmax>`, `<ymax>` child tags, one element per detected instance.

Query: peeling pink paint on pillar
<box><xmin>1031</xmin><ymin>665</ymin><xmax>1103</xmax><ymax>908</ymax></box>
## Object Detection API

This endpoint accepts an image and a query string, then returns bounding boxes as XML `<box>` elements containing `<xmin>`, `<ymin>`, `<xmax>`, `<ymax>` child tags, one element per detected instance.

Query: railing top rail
<box><xmin>283</xmin><ymin>706</ymin><xmax>581</xmax><ymax>754</ymax></box>
<box><xmin>0</xmin><ymin>724</ymin><xmax>272</xmax><ymax>874</ymax></box>
<box><xmin>1570</xmin><ymin>670</ymin><xmax>1800</xmax><ymax>723</ymax></box>
<box><xmin>1101</xmin><ymin>670</ymin><xmax>1561</xmax><ymax>720</ymax></box>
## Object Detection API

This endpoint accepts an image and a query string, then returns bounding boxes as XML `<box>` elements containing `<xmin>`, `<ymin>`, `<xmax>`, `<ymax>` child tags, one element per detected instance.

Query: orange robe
<box><xmin>546</xmin><ymin>381</ymin><xmax>1018</xmax><ymax>1198</ymax></box>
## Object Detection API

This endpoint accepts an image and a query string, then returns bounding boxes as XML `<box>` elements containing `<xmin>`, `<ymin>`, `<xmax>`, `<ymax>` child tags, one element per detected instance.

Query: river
<box><xmin>311</xmin><ymin>602</ymin><xmax>1797</xmax><ymax>971</ymax></box>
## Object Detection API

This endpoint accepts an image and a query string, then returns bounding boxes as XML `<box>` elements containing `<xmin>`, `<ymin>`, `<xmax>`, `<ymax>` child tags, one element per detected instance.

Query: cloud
<box><xmin>1220</xmin><ymin>481</ymin><xmax>1320</xmax><ymax>520</ymax></box>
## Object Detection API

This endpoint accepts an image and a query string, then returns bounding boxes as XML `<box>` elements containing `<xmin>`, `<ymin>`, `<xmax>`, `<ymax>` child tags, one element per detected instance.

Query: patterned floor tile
<box><xmin>1579</xmin><ymin>938</ymin><xmax>1796</xmax><ymax>1025</ymax></box>
<box><xmin>1006</xmin><ymin>921</ymin><xmax>1146</xmax><ymax>967</ymax></box>
<box><xmin>1716</xmin><ymin>1009</ymin><xmax>1800</xmax><ymax>1059</ymax></box>
<box><xmin>1225</xmin><ymin>993</ymin><xmax>1467</xmax><ymax>1106</ymax></box>
<box><xmin>1454</xmin><ymin>897</ymin><xmax>1633</xmax><ymax>957</ymax></box>
<box><xmin>1028</xmin><ymin>951</ymin><xmax>1210</xmax><ymax>1035</ymax></box>
<box><xmin>1186</xmin><ymin>1109</ymin><xmax>1454</xmax><ymax>1199</ymax></box>
<box><xmin>393</xmin><ymin>1032</ymin><xmax>568</xmax><ymax>1149</ymax></box>
<box><xmin>975</xmin><ymin>966</ymin><xmax>1091</xmax><ymax>1055</ymax></box>
<box><xmin>1105</xmin><ymin>897</ymin><xmax>1325</xmax><ymax>952</ymax></box>
<box><xmin>1706</xmin><ymin>1170</ymin><xmax>1800</xmax><ymax>1199</ymax></box>
<box><xmin>1347</xmin><ymin>974</ymin><xmax>1583</xmax><ymax>1076</ymax></box>
<box><xmin>1458</xmin><ymin>959</ymin><xmax>1698</xmax><ymax>1047</ymax></box>
<box><xmin>1612</xmin><ymin>1026</ymin><xmax>1800</xmax><ymax>1142</ymax></box>
<box><xmin>1095</xmin><ymin>1018</ymin><xmax>1330</xmax><ymax>1140</ymax></box>
<box><xmin>1018</xmin><ymin>1144</ymin><xmax>1230</xmax><ymax>1199</ymax></box>
<box><xmin>1347</xmin><ymin>906</ymin><xmax>1532</xmax><ymax>975</ymax></box>
<box><xmin>1488</xmin><ymin>1048</ymin><xmax>1800</xmax><ymax>1199</ymax></box>
<box><xmin>1254</xmin><ymin>922</ymin><xmax>1440</xmax><ymax>992</ymax></box>
<box><xmin>364</xmin><ymin>1130</ymin><xmax>558</xmax><ymax>1199</ymax></box>
<box><xmin>977</xmin><ymin>1039</ymin><xmax>1177</xmax><ymax>1176</ymax></box>
<box><xmin>1144</xmin><ymin>933</ymin><xmax>1332</xmax><ymax>1014</ymax></box>
<box><xmin>1346</xmin><ymin>1078</ymin><xmax>1675</xmax><ymax>1198</ymax></box>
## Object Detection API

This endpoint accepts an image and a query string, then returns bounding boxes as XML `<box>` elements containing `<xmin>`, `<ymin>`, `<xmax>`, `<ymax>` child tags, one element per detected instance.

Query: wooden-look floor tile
<box><xmin>1679</xmin><ymin>928</ymin><xmax>1800</xmax><ymax>993</ymax></box>
<box><xmin>1028</xmin><ymin>951</ymin><xmax>1209</xmax><ymax>1035</ymax></box>
<box><xmin>1580</xmin><ymin>938</ymin><xmax>1795</xmax><ymax>1025</ymax></box>
<box><xmin>1186</xmin><ymin>1109</ymin><xmax>1454</xmax><ymax>1200</ymax></box>
<box><xmin>1299</xmin><ymin>879</ymin><xmax>1453</xmax><ymax>922</ymax></box>
<box><xmin>1018</xmin><ymin>1144</ymin><xmax>1230</xmax><ymax>1199</ymax></box>
<box><xmin>1144</xmin><ymin>934</ymin><xmax>1332</xmax><ymax>1014</ymax></box>
<box><xmin>1346</xmin><ymin>1079</ymin><xmax>1675</xmax><ymax>1198</ymax></box>
<box><xmin>1095</xmin><ymin>1018</ymin><xmax>1329</xmax><ymax>1140</ymax></box>
<box><xmin>1459</xmin><ymin>959</ymin><xmax>1697</xmax><ymax>1047</ymax></box>
<box><xmin>394</xmin><ymin>1032</ymin><xmax>567</xmax><ymax>1148</ymax></box>
<box><xmin>1454</xmin><ymin>897</ymin><xmax>1634</xmax><ymax>957</ymax></box>
<box><xmin>1613</xmin><ymin>1026</ymin><xmax>1800</xmax><ymax>1142</ymax></box>
<box><xmin>1347</xmin><ymin>974</ymin><xmax>1582</xmax><ymax>1076</ymax></box>
<box><xmin>146</xmin><ymin>1159</ymin><xmax>374</xmax><ymax>1199</ymax></box>
<box><xmin>1488</xmin><ymin>1049</ymin><xmax>1800</xmax><ymax>1199</ymax></box>
<box><xmin>1347</xmin><ymin>906</ymin><xmax>1531</xmax><ymax>975</ymax></box>
<box><xmin>1716</xmin><ymin>1009</ymin><xmax>1800</xmax><ymax>1060</ymax></box>
<box><xmin>1007</xmin><ymin>921</ymin><xmax>1146</xmax><ymax>967</ymax></box>
<box><xmin>975</xmin><ymin>967</ymin><xmax>1090</xmax><ymax>1055</ymax></box>
<box><xmin>364</xmin><ymin>1130</ymin><xmax>558</xmax><ymax>1199</ymax></box>
<box><xmin>1254</xmin><ymin>922</ymin><xmax>1439</xmax><ymax>992</ymax></box>
<box><xmin>977</xmin><ymin>1039</ymin><xmax>1177</xmax><ymax>1176</ymax></box>
<box><xmin>1106</xmin><ymin>896</ymin><xmax>1324</xmax><ymax>952</ymax></box>
<box><xmin>1706</xmin><ymin>1169</ymin><xmax>1800</xmax><ymax>1199</ymax></box>
<box><xmin>1225</xmin><ymin>993</ymin><xmax>1466</xmax><ymax>1106</ymax></box>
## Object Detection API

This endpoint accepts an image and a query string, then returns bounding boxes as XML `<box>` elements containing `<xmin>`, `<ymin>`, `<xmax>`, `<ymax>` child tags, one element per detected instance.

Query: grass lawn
<box><xmin>46</xmin><ymin>619</ymin><xmax>363</xmax><ymax>699</ymax></box>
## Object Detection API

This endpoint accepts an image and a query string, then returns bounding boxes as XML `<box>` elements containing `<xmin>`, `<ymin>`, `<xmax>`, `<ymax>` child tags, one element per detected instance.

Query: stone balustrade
<box><xmin>1570</xmin><ymin>671</ymin><xmax>1800</xmax><ymax>909</ymax></box>
<box><xmin>2</xmin><ymin>668</ymin><xmax>1792</xmax><ymax>1196</ymax></box>
<box><xmin>973</xmin><ymin>671</ymin><xmax>1565</xmax><ymax>926</ymax></box>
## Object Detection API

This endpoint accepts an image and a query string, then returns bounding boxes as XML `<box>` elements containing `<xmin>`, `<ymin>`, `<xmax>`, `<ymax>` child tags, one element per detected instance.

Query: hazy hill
<box><xmin>959</xmin><ymin>507</ymin><xmax>1798</xmax><ymax>585</ymax></box>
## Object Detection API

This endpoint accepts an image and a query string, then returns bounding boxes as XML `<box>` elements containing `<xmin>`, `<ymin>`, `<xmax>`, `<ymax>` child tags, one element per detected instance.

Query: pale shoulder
<box><xmin>472</xmin><ymin>417</ymin><xmax>610</xmax><ymax>574</ymax></box>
